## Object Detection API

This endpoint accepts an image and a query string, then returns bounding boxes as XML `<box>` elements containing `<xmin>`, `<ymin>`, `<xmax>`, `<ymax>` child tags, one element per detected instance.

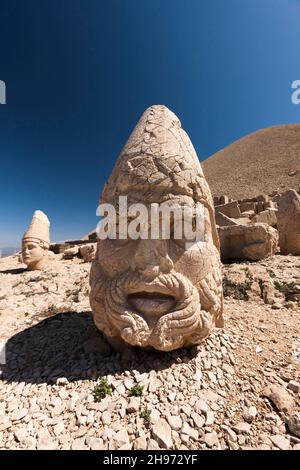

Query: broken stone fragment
<box><xmin>277</xmin><ymin>190</ymin><xmax>300</xmax><ymax>255</ymax></box>
<box><xmin>79</xmin><ymin>243</ymin><xmax>96</xmax><ymax>262</ymax></box>
<box><xmin>215</xmin><ymin>201</ymin><xmax>241</xmax><ymax>219</ymax></box>
<box><xmin>252</xmin><ymin>209</ymin><xmax>277</xmax><ymax>227</ymax></box>
<box><xmin>262</xmin><ymin>384</ymin><xmax>294</xmax><ymax>412</ymax></box>
<box><xmin>218</xmin><ymin>223</ymin><xmax>278</xmax><ymax>261</ymax></box>
<box><xmin>152</xmin><ymin>418</ymin><xmax>173</xmax><ymax>449</ymax></box>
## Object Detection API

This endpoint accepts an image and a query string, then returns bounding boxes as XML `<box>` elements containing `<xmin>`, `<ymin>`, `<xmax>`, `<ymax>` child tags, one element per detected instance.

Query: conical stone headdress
<box><xmin>23</xmin><ymin>210</ymin><xmax>50</xmax><ymax>248</ymax></box>
<box><xmin>101</xmin><ymin>104</ymin><xmax>219</xmax><ymax>249</ymax></box>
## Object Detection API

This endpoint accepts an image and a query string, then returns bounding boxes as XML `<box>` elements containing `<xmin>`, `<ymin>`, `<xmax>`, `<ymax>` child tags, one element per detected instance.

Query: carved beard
<box><xmin>90</xmin><ymin>263</ymin><xmax>222</xmax><ymax>351</ymax></box>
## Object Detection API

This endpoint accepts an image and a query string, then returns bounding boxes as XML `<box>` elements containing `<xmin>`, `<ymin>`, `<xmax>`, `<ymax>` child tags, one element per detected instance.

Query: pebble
<box><xmin>37</xmin><ymin>428</ymin><xmax>57</xmax><ymax>450</ymax></box>
<box><xmin>86</xmin><ymin>437</ymin><xmax>105</xmax><ymax>450</ymax></box>
<box><xmin>191</xmin><ymin>412</ymin><xmax>205</xmax><ymax>429</ymax></box>
<box><xmin>287</xmin><ymin>412</ymin><xmax>300</xmax><ymax>438</ymax></box>
<box><xmin>232</xmin><ymin>422</ymin><xmax>251</xmax><ymax>434</ymax></box>
<box><xmin>11</xmin><ymin>409</ymin><xmax>28</xmax><ymax>421</ymax></box>
<box><xmin>271</xmin><ymin>435</ymin><xmax>290</xmax><ymax>450</ymax></box>
<box><xmin>263</xmin><ymin>384</ymin><xmax>294</xmax><ymax>412</ymax></box>
<box><xmin>0</xmin><ymin>416</ymin><xmax>11</xmax><ymax>432</ymax></box>
<box><xmin>147</xmin><ymin>439</ymin><xmax>161</xmax><ymax>450</ymax></box>
<box><xmin>133</xmin><ymin>436</ymin><xmax>147</xmax><ymax>450</ymax></box>
<box><xmin>56</xmin><ymin>377</ymin><xmax>69</xmax><ymax>385</ymax></box>
<box><xmin>195</xmin><ymin>399</ymin><xmax>209</xmax><ymax>414</ymax></box>
<box><xmin>14</xmin><ymin>428</ymin><xmax>28</xmax><ymax>443</ymax></box>
<box><xmin>102</xmin><ymin>428</ymin><xmax>115</xmax><ymax>441</ymax></box>
<box><xmin>205</xmin><ymin>411</ymin><xmax>215</xmax><ymax>426</ymax></box>
<box><xmin>150</xmin><ymin>409</ymin><xmax>160</xmax><ymax>424</ymax></box>
<box><xmin>53</xmin><ymin>422</ymin><xmax>65</xmax><ymax>436</ymax></box>
<box><xmin>287</xmin><ymin>380</ymin><xmax>300</xmax><ymax>393</ymax></box>
<box><xmin>152</xmin><ymin>418</ymin><xmax>173</xmax><ymax>449</ymax></box>
<box><xmin>101</xmin><ymin>411</ymin><xmax>112</xmax><ymax>426</ymax></box>
<box><xmin>114</xmin><ymin>428</ymin><xmax>130</xmax><ymax>446</ymax></box>
<box><xmin>222</xmin><ymin>364</ymin><xmax>235</xmax><ymax>375</ymax></box>
<box><xmin>167</xmin><ymin>415</ymin><xmax>182</xmax><ymax>431</ymax></box>
<box><xmin>243</xmin><ymin>406</ymin><xmax>257</xmax><ymax>423</ymax></box>
<box><xmin>71</xmin><ymin>438</ymin><xmax>88</xmax><ymax>450</ymax></box>
<box><xmin>127</xmin><ymin>397</ymin><xmax>140</xmax><ymax>413</ymax></box>
<box><xmin>204</xmin><ymin>432</ymin><xmax>219</xmax><ymax>448</ymax></box>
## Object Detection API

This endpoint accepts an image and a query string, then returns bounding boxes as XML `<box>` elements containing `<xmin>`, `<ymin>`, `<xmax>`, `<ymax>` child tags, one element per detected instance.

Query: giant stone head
<box><xmin>22</xmin><ymin>210</ymin><xmax>50</xmax><ymax>271</ymax></box>
<box><xmin>89</xmin><ymin>105</ymin><xmax>223</xmax><ymax>351</ymax></box>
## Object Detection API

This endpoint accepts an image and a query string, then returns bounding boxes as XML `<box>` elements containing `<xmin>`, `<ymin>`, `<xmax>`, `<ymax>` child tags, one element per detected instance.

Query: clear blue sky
<box><xmin>0</xmin><ymin>0</ymin><xmax>300</xmax><ymax>247</ymax></box>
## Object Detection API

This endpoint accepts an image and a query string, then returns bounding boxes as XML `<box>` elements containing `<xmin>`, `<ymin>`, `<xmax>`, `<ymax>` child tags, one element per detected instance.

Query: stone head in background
<box><xmin>90</xmin><ymin>105</ymin><xmax>223</xmax><ymax>352</ymax></box>
<box><xmin>22</xmin><ymin>210</ymin><xmax>50</xmax><ymax>270</ymax></box>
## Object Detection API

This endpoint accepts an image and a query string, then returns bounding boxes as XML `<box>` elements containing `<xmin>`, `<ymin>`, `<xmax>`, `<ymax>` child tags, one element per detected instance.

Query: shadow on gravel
<box><xmin>0</xmin><ymin>267</ymin><xmax>27</xmax><ymax>275</ymax></box>
<box><xmin>2</xmin><ymin>311</ymin><xmax>197</xmax><ymax>385</ymax></box>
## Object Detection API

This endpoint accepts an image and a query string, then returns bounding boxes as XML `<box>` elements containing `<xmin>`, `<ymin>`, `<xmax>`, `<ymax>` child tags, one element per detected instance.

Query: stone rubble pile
<box><xmin>214</xmin><ymin>190</ymin><xmax>300</xmax><ymax>261</ymax></box>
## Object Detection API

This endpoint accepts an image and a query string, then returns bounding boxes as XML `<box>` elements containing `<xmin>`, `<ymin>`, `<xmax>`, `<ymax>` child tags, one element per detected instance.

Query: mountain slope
<box><xmin>202</xmin><ymin>124</ymin><xmax>300</xmax><ymax>200</ymax></box>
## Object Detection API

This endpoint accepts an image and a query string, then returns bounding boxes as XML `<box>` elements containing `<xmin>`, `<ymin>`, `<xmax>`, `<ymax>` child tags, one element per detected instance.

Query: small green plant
<box><xmin>93</xmin><ymin>377</ymin><xmax>112</xmax><ymax>402</ymax></box>
<box><xmin>140</xmin><ymin>407</ymin><xmax>151</xmax><ymax>424</ymax></box>
<box><xmin>274</xmin><ymin>280</ymin><xmax>299</xmax><ymax>300</ymax></box>
<box><xmin>274</xmin><ymin>280</ymin><xmax>296</xmax><ymax>293</ymax></box>
<box><xmin>222</xmin><ymin>278</ymin><xmax>251</xmax><ymax>300</ymax></box>
<box><xmin>128</xmin><ymin>384</ymin><xmax>144</xmax><ymax>397</ymax></box>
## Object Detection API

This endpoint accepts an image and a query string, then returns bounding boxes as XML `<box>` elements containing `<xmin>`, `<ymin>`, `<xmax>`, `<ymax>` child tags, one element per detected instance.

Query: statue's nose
<box><xmin>131</xmin><ymin>239</ymin><xmax>174</xmax><ymax>281</ymax></box>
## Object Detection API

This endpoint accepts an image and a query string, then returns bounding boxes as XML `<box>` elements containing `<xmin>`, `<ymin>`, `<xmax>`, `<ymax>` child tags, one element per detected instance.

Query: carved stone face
<box><xmin>22</xmin><ymin>239</ymin><xmax>48</xmax><ymax>270</ymax></box>
<box><xmin>90</xmin><ymin>105</ymin><xmax>223</xmax><ymax>351</ymax></box>
<box><xmin>91</xmin><ymin>197</ymin><xmax>223</xmax><ymax>352</ymax></box>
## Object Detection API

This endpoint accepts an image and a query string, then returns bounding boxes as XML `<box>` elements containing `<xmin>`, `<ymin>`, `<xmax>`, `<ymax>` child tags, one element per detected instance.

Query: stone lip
<box><xmin>127</xmin><ymin>292</ymin><xmax>176</xmax><ymax>323</ymax></box>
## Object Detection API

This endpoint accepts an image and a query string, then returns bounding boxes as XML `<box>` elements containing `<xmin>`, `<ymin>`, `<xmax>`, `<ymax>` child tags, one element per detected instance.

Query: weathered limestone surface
<box><xmin>218</xmin><ymin>223</ymin><xmax>278</xmax><ymax>261</ymax></box>
<box><xmin>90</xmin><ymin>105</ymin><xmax>224</xmax><ymax>351</ymax></box>
<box><xmin>277</xmin><ymin>190</ymin><xmax>300</xmax><ymax>255</ymax></box>
<box><xmin>22</xmin><ymin>210</ymin><xmax>50</xmax><ymax>270</ymax></box>
<box><xmin>213</xmin><ymin>193</ymin><xmax>281</xmax><ymax>260</ymax></box>
<box><xmin>215</xmin><ymin>201</ymin><xmax>241</xmax><ymax>219</ymax></box>
<box><xmin>239</xmin><ymin>201</ymin><xmax>257</xmax><ymax>214</ymax></box>
<box><xmin>215</xmin><ymin>212</ymin><xmax>239</xmax><ymax>227</ymax></box>
<box><xmin>252</xmin><ymin>209</ymin><xmax>277</xmax><ymax>227</ymax></box>
<box><xmin>219</xmin><ymin>195</ymin><xmax>229</xmax><ymax>205</ymax></box>
<box><xmin>80</xmin><ymin>243</ymin><xmax>96</xmax><ymax>262</ymax></box>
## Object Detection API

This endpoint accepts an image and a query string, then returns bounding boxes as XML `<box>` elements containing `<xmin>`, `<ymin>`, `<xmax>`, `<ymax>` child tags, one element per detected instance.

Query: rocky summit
<box><xmin>0</xmin><ymin>252</ymin><xmax>299</xmax><ymax>450</ymax></box>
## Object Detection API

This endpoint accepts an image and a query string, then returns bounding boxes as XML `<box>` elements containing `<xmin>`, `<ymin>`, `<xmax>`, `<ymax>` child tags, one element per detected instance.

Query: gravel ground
<box><xmin>0</xmin><ymin>254</ymin><xmax>300</xmax><ymax>450</ymax></box>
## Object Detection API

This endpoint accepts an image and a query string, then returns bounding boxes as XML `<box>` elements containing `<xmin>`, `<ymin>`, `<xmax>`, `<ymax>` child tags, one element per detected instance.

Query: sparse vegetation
<box><xmin>222</xmin><ymin>278</ymin><xmax>251</xmax><ymax>300</ymax></box>
<box><xmin>128</xmin><ymin>384</ymin><xmax>144</xmax><ymax>397</ymax></box>
<box><xmin>93</xmin><ymin>377</ymin><xmax>112</xmax><ymax>401</ymax></box>
<box><xmin>140</xmin><ymin>407</ymin><xmax>151</xmax><ymax>424</ymax></box>
<box><xmin>274</xmin><ymin>280</ymin><xmax>296</xmax><ymax>293</ymax></box>
<box><xmin>274</xmin><ymin>280</ymin><xmax>300</xmax><ymax>301</ymax></box>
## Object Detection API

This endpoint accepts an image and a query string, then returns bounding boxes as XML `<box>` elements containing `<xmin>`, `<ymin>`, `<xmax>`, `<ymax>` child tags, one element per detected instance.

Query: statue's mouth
<box><xmin>127</xmin><ymin>292</ymin><xmax>176</xmax><ymax>319</ymax></box>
